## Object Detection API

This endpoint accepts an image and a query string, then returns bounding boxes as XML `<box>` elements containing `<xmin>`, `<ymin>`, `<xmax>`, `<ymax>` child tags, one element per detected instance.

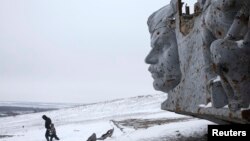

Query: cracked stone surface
<box><xmin>146</xmin><ymin>0</ymin><xmax>250</xmax><ymax>124</ymax></box>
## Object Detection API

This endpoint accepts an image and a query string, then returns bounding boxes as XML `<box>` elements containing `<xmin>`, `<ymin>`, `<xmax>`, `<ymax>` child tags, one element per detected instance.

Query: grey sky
<box><xmin>0</xmin><ymin>0</ymin><xmax>196</xmax><ymax>103</ymax></box>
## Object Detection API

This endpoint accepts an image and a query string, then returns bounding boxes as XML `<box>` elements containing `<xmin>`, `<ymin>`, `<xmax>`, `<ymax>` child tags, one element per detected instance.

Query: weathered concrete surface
<box><xmin>208</xmin><ymin>80</ymin><xmax>228</xmax><ymax>108</ymax></box>
<box><xmin>145</xmin><ymin>3</ymin><xmax>181</xmax><ymax>93</ymax></box>
<box><xmin>146</xmin><ymin>0</ymin><xmax>250</xmax><ymax>124</ymax></box>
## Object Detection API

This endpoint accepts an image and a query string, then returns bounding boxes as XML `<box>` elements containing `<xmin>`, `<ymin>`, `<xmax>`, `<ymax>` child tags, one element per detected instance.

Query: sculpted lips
<box><xmin>148</xmin><ymin>65</ymin><xmax>178</xmax><ymax>81</ymax></box>
<box><xmin>148</xmin><ymin>66</ymin><xmax>164</xmax><ymax>78</ymax></box>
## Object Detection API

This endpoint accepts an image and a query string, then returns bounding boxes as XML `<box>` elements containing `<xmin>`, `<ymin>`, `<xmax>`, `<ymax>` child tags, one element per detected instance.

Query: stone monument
<box><xmin>146</xmin><ymin>0</ymin><xmax>250</xmax><ymax>123</ymax></box>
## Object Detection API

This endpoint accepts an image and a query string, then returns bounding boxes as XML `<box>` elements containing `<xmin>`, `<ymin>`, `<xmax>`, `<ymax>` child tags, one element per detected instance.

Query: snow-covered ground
<box><xmin>0</xmin><ymin>94</ymin><xmax>215</xmax><ymax>141</ymax></box>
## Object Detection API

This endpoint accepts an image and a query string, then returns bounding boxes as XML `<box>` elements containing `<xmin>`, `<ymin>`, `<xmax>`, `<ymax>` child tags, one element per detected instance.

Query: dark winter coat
<box><xmin>42</xmin><ymin>115</ymin><xmax>52</xmax><ymax>129</ymax></box>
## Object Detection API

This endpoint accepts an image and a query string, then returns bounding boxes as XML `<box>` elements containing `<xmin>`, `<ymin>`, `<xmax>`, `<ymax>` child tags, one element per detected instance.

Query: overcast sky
<box><xmin>0</xmin><ymin>0</ymin><xmax>196</xmax><ymax>103</ymax></box>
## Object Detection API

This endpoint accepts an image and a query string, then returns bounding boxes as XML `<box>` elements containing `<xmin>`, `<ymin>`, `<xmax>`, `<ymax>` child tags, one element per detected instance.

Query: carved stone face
<box><xmin>145</xmin><ymin>6</ymin><xmax>181</xmax><ymax>93</ymax></box>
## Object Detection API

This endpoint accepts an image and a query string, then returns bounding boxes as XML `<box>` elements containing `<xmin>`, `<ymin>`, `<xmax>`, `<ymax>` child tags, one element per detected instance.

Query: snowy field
<box><xmin>0</xmin><ymin>94</ymin><xmax>214</xmax><ymax>141</ymax></box>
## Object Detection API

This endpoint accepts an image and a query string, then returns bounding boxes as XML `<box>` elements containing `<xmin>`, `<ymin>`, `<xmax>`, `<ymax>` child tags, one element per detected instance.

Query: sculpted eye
<box><xmin>157</xmin><ymin>32</ymin><xmax>160</xmax><ymax>35</ymax></box>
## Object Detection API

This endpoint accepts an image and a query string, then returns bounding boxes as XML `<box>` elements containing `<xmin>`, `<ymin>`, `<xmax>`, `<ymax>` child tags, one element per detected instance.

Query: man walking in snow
<box><xmin>42</xmin><ymin>115</ymin><xmax>60</xmax><ymax>141</ymax></box>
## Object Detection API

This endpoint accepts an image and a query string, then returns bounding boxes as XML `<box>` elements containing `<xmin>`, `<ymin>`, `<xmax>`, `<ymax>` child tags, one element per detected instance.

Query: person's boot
<box><xmin>55</xmin><ymin>136</ymin><xmax>60</xmax><ymax>140</ymax></box>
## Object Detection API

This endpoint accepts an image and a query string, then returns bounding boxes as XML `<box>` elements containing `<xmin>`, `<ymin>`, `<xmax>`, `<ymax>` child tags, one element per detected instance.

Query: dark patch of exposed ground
<box><xmin>140</xmin><ymin>133</ymin><xmax>207</xmax><ymax>141</ymax></box>
<box><xmin>112</xmin><ymin>117</ymin><xmax>208</xmax><ymax>141</ymax></box>
<box><xmin>112</xmin><ymin>117</ymin><xmax>192</xmax><ymax>130</ymax></box>
<box><xmin>176</xmin><ymin>134</ymin><xmax>207</xmax><ymax>141</ymax></box>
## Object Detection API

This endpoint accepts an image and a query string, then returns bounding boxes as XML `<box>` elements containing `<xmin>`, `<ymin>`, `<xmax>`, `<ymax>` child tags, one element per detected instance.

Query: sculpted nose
<box><xmin>145</xmin><ymin>50</ymin><xmax>158</xmax><ymax>64</ymax></box>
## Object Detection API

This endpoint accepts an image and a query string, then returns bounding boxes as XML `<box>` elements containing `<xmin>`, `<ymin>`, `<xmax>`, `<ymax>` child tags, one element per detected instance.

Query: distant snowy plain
<box><xmin>0</xmin><ymin>94</ymin><xmax>214</xmax><ymax>141</ymax></box>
